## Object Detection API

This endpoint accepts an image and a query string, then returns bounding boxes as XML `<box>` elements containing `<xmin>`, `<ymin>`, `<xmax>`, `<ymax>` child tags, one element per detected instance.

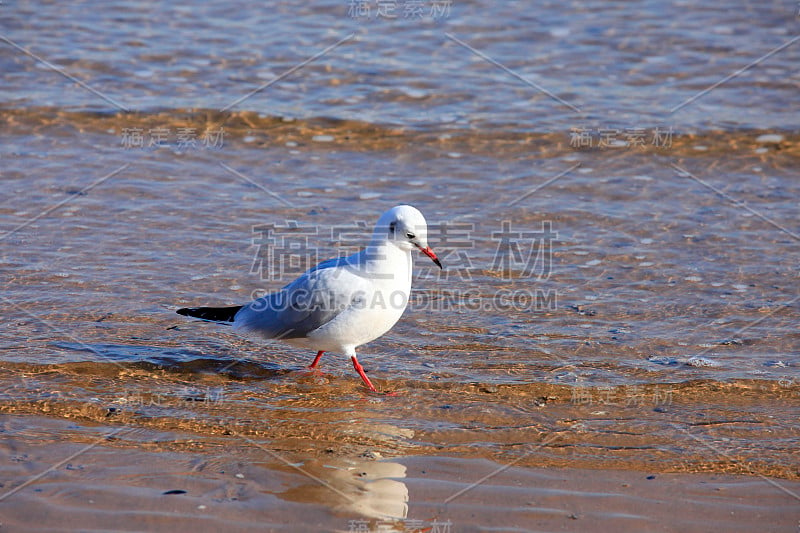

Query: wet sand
<box><xmin>1</xmin><ymin>415</ymin><xmax>798</xmax><ymax>532</ymax></box>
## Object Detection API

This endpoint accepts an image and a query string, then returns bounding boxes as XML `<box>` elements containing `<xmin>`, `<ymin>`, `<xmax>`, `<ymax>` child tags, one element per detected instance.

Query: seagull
<box><xmin>176</xmin><ymin>205</ymin><xmax>442</xmax><ymax>392</ymax></box>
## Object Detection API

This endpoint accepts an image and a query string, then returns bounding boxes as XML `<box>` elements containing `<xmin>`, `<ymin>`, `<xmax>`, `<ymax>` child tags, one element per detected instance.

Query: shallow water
<box><xmin>1</xmin><ymin>0</ymin><xmax>799</xmax><ymax>527</ymax></box>
<box><xmin>2</xmin><ymin>415</ymin><xmax>799</xmax><ymax>533</ymax></box>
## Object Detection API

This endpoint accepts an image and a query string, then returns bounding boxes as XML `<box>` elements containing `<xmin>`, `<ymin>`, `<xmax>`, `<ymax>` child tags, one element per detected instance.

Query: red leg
<box><xmin>309</xmin><ymin>350</ymin><xmax>324</xmax><ymax>369</ymax></box>
<box><xmin>351</xmin><ymin>355</ymin><xmax>377</xmax><ymax>392</ymax></box>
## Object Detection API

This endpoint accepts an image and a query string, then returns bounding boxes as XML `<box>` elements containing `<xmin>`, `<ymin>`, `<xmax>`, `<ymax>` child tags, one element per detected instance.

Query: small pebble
<box><xmin>686</xmin><ymin>356</ymin><xmax>720</xmax><ymax>368</ymax></box>
<box><xmin>403</xmin><ymin>88</ymin><xmax>428</xmax><ymax>99</ymax></box>
<box><xmin>755</xmin><ymin>134</ymin><xmax>783</xmax><ymax>144</ymax></box>
<box><xmin>360</xmin><ymin>450</ymin><xmax>382</xmax><ymax>459</ymax></box>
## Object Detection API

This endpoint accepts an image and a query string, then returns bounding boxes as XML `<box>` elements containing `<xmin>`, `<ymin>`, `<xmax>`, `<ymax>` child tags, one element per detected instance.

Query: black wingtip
<box><xmin>176</xmin><ymin>305</ymin><xmax>242</xmax><ymax>322</ymax></box>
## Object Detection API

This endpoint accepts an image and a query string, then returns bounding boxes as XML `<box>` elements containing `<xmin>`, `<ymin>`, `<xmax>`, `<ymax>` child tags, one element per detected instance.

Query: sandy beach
<box><xmin>1</xmin><ymin>414</ymin><xmax>798</xmax><ymax>532</ymax></box>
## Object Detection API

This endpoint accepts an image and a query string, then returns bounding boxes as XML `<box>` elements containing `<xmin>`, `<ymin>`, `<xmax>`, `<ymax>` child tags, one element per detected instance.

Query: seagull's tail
<box><xmin>176</xmin><ymin>305</ymin><xmax>243</xmax><ymax>323</ymax></box>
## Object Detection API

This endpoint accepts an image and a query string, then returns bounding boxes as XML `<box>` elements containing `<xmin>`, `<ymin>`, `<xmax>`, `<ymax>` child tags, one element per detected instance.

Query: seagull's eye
<box><xmin>406</xmin><ymin>232</ymin><xmax>416</xmax><ymax>240</ymax></box>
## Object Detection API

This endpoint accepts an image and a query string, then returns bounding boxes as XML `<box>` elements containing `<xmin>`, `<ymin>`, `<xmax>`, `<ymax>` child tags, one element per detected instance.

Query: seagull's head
<box><xmin>376</xmin><ymin>205</ymin><xmax>442</xmax><ymax>269</ymax></box>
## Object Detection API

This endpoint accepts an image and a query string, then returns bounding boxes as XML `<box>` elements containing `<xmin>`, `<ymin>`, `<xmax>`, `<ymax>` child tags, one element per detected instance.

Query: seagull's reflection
<box><xmin>280</xmin><ymin>456</ymin><xmax>409</xmax><ymax>521</ymax></box>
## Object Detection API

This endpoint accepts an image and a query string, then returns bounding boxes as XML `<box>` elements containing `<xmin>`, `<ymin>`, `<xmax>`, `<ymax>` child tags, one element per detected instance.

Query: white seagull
<box><xmin>177</xmin><ymin>205</ymin><xmax>442</xmax><ymax>392</ymax></box>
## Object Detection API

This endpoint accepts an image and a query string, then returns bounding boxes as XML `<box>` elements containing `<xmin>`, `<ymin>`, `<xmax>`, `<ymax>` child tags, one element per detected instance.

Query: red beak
<box><xmin>420</xmin><ymin>246</ymin><xmax>442</xmax><ymax>269</ymax></box>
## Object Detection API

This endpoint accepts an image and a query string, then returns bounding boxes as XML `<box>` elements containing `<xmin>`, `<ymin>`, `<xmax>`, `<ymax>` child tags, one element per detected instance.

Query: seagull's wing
<box><xmin>233</xmin><ymin>256</ymin><xmax>368</xmax><ymax>340</ymax></box>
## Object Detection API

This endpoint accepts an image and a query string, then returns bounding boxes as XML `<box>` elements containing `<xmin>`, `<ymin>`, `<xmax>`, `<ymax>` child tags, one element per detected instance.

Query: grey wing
<box><xmin>233</xmin><ymin>260</ymin><xmax>357</xmax><ymax>340</ymax></box>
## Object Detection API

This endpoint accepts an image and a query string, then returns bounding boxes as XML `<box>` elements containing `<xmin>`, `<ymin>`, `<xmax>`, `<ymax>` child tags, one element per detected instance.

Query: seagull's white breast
<box><xmin>305</xmin><ymin>244</ymin><xmax>413</xmax><ymax>353</ymax></box>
